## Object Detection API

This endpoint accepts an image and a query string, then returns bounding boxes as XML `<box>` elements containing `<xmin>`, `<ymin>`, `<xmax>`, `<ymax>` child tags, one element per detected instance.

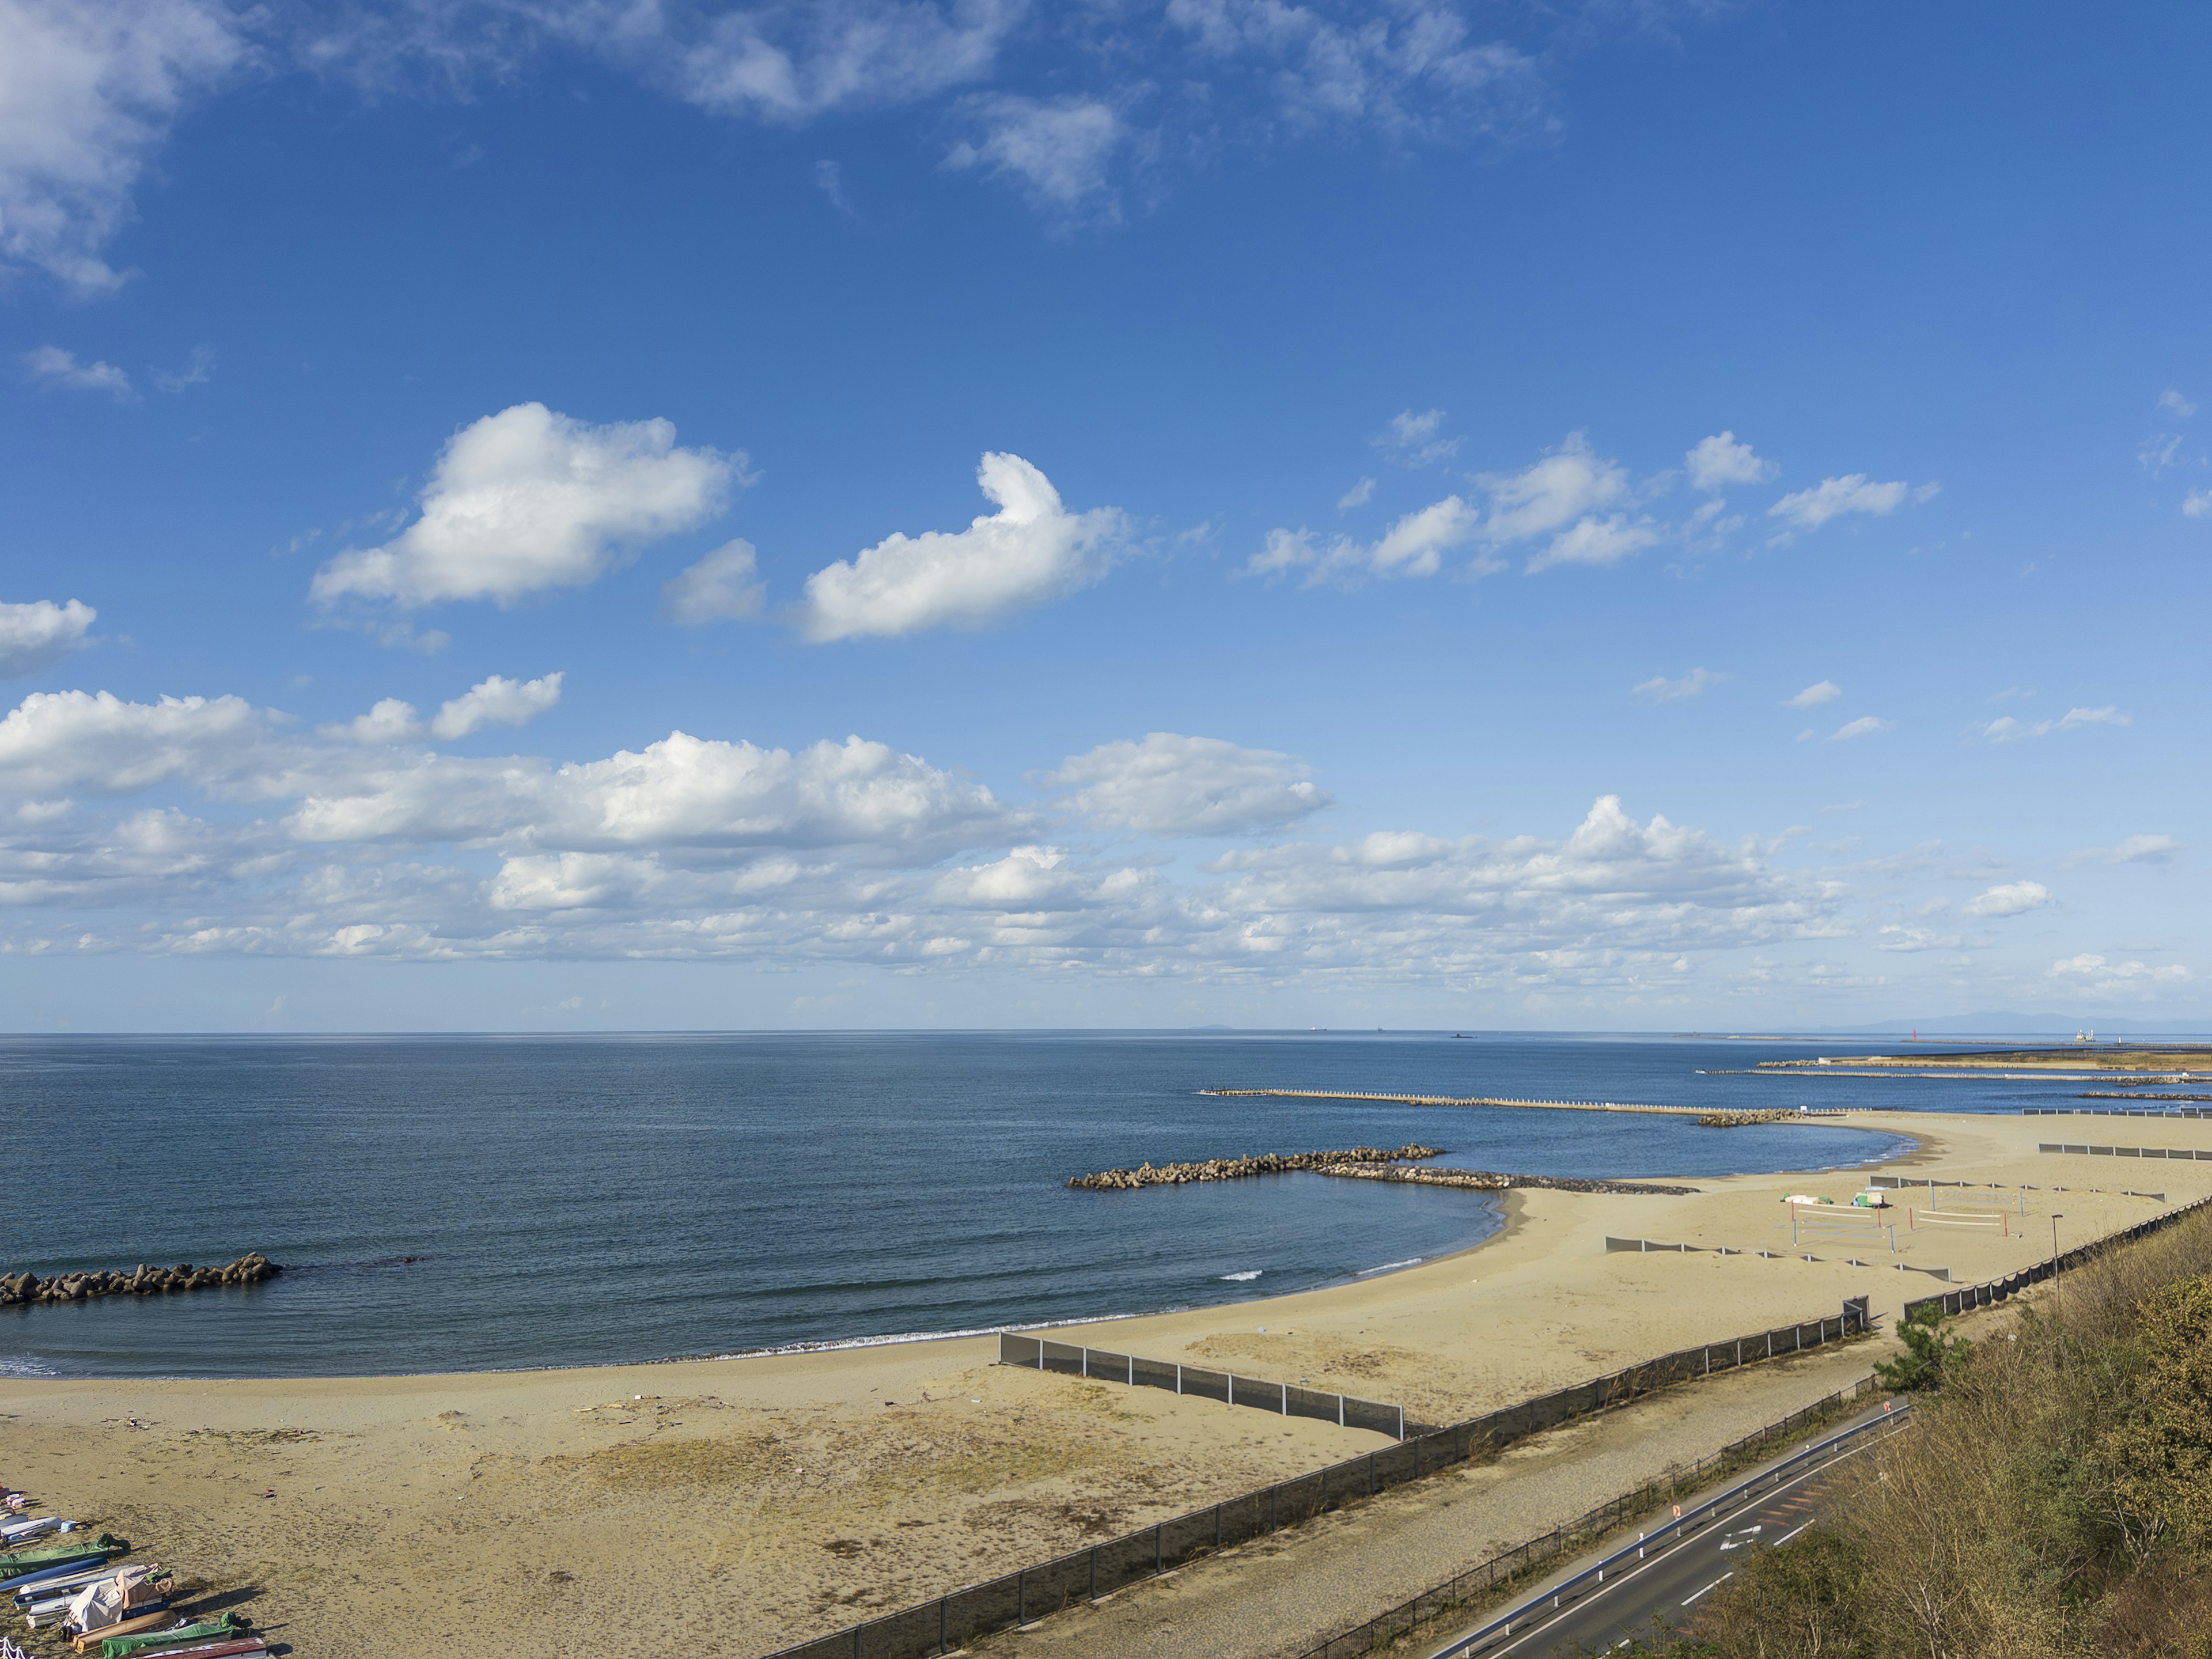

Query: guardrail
<box><xmin>1433</xmin><ymin>1402</ymin><xmax>1914</xmax><ymax>1658</ymax></box>
<box><xmin>997</xmin><ymin>1334</ymin><xmax>1407</xmax><ymax>1439</ymax></box>
<box><xmin>1904</xmin><ymin>1192</ymin><xmax>2212</xmax><ymax>1322</ymax></box>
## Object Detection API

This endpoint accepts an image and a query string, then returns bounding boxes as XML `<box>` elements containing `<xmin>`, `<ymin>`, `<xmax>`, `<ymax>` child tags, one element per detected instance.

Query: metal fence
<box><xmin>1296</xmin><ymin>1372</ymin><xmax>1895</xmax><ymax>1659</ymax></box>
<box><xmin>996</xmin><ymin>1334</ymin><xmax>1407</xmax><ymax>1438</ymax></box>
<box><xmin>760</xmin><ymin>1298</ymin><xmax>1871</xmax><ymax>1659</ymax></box>
<box><xmin>1904</xmin><ymin>1191</ymin><xmax>2212</xmax><ymax>1323</ymax></box>
<box><xmin>2024</xmin><ymin>1105</ymin><xmax>2210</xmax><ymax>1118</ymax></box>
<box><xmin>2039</xmin><ymin>1141</ymin><xmax>2212</xmax><ymax>1161</ymax></box>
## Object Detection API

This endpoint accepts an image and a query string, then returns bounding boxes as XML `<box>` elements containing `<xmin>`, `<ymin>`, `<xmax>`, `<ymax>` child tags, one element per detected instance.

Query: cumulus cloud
<box><xmin>2065</xmin><ymin>834</ymin><xmax>2181</xmax><ymax>867</ymax></box>
<box><xmin>1768</xmin><ymin>474</ymin><xmax>1936</xmax><ymax>531</ymax></box>
<box><xmin>0</xmin><ymin>599</ymin><xmax>97</xmax><ymax>678</ymax></box>
<box><xmin>310</xmin><ymin>403</ymin><xmax>741</xmax><ymax>609</ymax></box>
<box><xmin>1478</xmin><ymin>432</ymin><xmax>1629</xmax><ymax>543</ymax></box>
<box><xmin>1828</xmin><ymin>716</ymin><xmax>1892</xmax><ymax>741</ymax></box>
<box><xmin>429</xmin><ymin>673</ymin><xmax>563</xmax><ymax>740</ymax></box>
<box><xmin>1788</xmin><ymin>680</ymin><xmax>1841</xmax><ymax>708</ymax></box>
<box><xmin>1976</xmin><ymin>707</ymin><xmax>2130</xmax><ymax>743</ymax></box>
<box><xmin>1633</xmin><ymin>668</ymin><xmax>1722</xmax><ymax>702</ymax></box>
<box><xmin>661</xmin><ymin>540</ymin><xmax>767</xmax><ymax>625</ymax></box>
<box><xmin>0</xmin><ymin>677</ymin><xmax>1833</xmax><ymax>984</ymax></box>
<box><xmin>1963</xmin><ymin>880</ymin><xmax>2052</xmax><ymax>918</ymax></box>
<box><xmin>945</xmin><ymin>95</ymin><xmax>1126</xmax><ymax>214</ymax></box>
<box><xmin>2159</xmin><ymin>388</ymin><xmax>2196</xmax><ymax>418</ymax></box>
<box><xmin>797</xmin><ymin>452</ymin><xmax>1126</xmax><ymax>640</ymax></box>
<box><xmin>1684</xmin><ymin>431</ymin><xmax>1775</xmax><ymax>491</ymax></box>
<box><xmin>1048</xmin><ymin>733</ymin><xmax>1330</xmax><ymax>836</ymax></box>
<box><xmin>0</xmin><ymin>0</ymin><xmax>243</xmax><ymax>290</ymax></box>
<box><xmin>1244</xmin><ymin>497</ymin><xmax>1482</xmax><ymax>584</ymax></box>
<box><xmin>23</xmin><ymin>345</ymin><xmax>132</xmax><ymax>397</ymax></box>
<box><xmin>1336</xmin><ymin>476</ymin><xmax>1375</xmax><ymax>510</ymax></box>
<box><xmin>1525</xmin><ymin>513</ymin><xmax>1658</xmax><ymax>573</ymax></box>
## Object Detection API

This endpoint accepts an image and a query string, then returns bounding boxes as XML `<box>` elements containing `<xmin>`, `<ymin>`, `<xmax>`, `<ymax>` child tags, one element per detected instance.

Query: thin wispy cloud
<box><xmin>1787</xmin><ymin>680</ymin><xmax>1841</xmax><ymax>708</ymax></box>
<box><xmin>1633</xmin><ymin>668</ymin><xmax>1723</xmax><ymax>702</ymax></box>
<box><xmin>1975</xmin><ymin>707</ymin><xmax>2130</xmax><ymax>743</ymax></box>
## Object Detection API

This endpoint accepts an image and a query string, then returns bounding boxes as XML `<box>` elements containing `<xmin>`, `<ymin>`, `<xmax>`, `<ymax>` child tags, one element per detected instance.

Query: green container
<box><xmin>101</xmin><ymin>1615</ymin><xmax>243</xmax><ymax>1659</ymax></box>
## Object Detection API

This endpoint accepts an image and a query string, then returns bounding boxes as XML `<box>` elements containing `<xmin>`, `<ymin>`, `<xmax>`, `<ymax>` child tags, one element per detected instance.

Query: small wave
<box><xmin>1218</xmin><ymin>1270</ymin><xmax>1263</xmax><ymax>1282</ymax></box>
<box><xmin>700</xmin><ymin>1306</ymin><xmax>1164</xmax><ymax>1362</ymax></box>
<box><xmin>0</xmin><ymin>1357</ymin><xmax>57</xmax><ymax>1378</ymax></box>
<box><xmin>1357</xmin><ymin>1257</ymin><xmax>1423</xmax><ymax>1276</ymax></box>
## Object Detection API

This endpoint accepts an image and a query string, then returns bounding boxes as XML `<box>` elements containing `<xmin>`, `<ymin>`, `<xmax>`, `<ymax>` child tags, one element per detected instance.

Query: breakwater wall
<box><xmin>1069</xmin><ymin>1145</ymin><xmax>1442</xmax><ymax>1191</ymax></box>
<box><xmin>0</xmin><ymin>1253</ymin><xmax>279</xmax><ymax>1307</ymax></box>
<box><xmin>1322</xmin><ymin>1165</ymin><xmax>1699</xmax><ymax>1197</ymax></box>
<box><xmin>1202</xmin><ymin>1088</ymin><xmax>1842</xmax><ymax>1120</ymax></box>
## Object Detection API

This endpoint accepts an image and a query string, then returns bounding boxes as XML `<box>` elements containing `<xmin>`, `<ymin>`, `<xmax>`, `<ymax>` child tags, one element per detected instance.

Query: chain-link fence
<box><xmin>1290</xmin><ymin>1371</ymin><xmax>1891</xmax><ymax>1659</ymax></box>
<box><xmin>996</xmin><ymin>1334</ymin><xmax>1407</xmax><ymax>1438</ymax></box>
<box><xmin>760</xmin><ymin>1298</ymin><xmax>1870</xmax><ymax>1659</ymax></box>
<box><xmin>1904</xmin><ymin>1191</ymin><xmax>2212</xmax><ymax>1323</ymax></box>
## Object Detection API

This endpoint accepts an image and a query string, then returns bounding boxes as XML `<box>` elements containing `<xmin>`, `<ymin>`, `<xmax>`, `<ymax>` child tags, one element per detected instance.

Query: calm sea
<box><xmin>0</xmin><ymin>1031</ymin><xmax>2074</xmax><ymax>1380</ymax></box>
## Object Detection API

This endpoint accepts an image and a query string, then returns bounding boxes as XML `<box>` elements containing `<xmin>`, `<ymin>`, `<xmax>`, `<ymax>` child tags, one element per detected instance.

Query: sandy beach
<box><xmin>6</xmin><ymin>1107</ymin><xmax>2209</xmax><ymax>1658</ymax></box>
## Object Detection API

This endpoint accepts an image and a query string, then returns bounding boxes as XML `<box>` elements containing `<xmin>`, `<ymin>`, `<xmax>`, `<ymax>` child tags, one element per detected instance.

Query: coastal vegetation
<box><xmin>1619</xmin><ymin>1206</ymin><xmax>2212</xmax><ymax>1658</ymax></box>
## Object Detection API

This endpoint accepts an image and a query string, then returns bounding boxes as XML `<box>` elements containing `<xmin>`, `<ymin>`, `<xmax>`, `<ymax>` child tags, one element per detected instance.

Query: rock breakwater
<box><xmin>0</xmin><ymin>1252</ymin><xmax>280</xmax><ymax>1306</ymax></box>
<box><xmin>1323</xmin><ymin>1165</ymin><xmax>1700</xmax><ymax>1196</ymax></box>
<box><xmin>1695</xmin><ymin>1110</ymin><xmax>1801</xmax><ymax>1127</ymax></box>
<box><xmin>1069</xmin><ymin>1145</ymin><xmax>1443</xmax><ymax>1191</ymax></box>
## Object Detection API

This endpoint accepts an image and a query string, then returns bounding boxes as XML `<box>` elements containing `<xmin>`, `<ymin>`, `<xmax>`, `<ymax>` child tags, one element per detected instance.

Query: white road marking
<box><xmin>1775</xmin><ymin>1521</ymin><xmax>1814</xmax><ymax>1546</ymax></box>
<box><xmin>1683</xmin><ymin>1572</ymin><xmax>1734</xmax><ymax>1607</ymax></box>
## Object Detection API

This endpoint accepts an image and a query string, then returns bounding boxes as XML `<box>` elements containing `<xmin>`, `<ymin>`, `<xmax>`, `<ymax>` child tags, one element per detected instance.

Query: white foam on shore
<box><xmin>0</xmin><ymin>1357</ymin><xmax>57</xmax><ymax>1378</ymax></box>
<box><xmin>701</xmin><ymin>1306</ymin><xmax>1165</xmax><ymax>1363</ymax></box>
<box><xmin>1218</xmin><ymin>1270</ymin><xmax>1263</xmax><ymax>1282</ymax></box>
<box><xmin>1357</xmin><ymin>1256</ymin><xmax>1423</xmax><ymax>1275</ymax></box>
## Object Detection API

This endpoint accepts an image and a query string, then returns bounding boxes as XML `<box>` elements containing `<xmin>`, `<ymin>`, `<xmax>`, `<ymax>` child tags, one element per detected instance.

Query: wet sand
<box><xmin>4</xmin><ymin>1107</ymin><xmax>2207</xmax><ymax>1658</ymax></box>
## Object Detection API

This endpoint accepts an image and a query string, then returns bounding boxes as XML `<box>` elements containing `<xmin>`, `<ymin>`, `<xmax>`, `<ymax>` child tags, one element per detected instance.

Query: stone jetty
<box><xmin>0</xmin><ymin>1252</ymin><xmax>280</xmax><ymax>1306</ymax></box>
<box><xmin>1069</xmin><ymin>1145</ymin><xmax>1444</xmax><ymax>1191</ymax></box>
<box><xmin>1322</xmin><ymin>1165</ymin><xmax>1700</xmax><ymax>1196</ymax></box>
<box><xmin>1695</xmin><ymin>1109</ymin><xmax>1801</xmax><ymax>1127</ymax></box>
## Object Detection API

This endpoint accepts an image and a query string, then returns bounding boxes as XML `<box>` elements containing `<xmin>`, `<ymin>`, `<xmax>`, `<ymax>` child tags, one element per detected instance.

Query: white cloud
<box><xmin>310</xmin><ymin>403</ymin><xmax>741</xmax><ymax>609</ymax></box>
<box><xmin>1048</xmin><ymin>733</ymin><xmax>1330</xmax><ymax>836</ymax></box>
<box><xmin>1963</xmin><ymin>880</ymin><xmax>2052</xmax><ymax>918</ymax></box>
<box><xmin>1684</xmin><ymin>431</ymin><xmax>1775</xmax><ymax>491</ymax></box>
<box><xmin>1478</xmin><ymin>432</ymin><xmax>1629</xmax><ymax>542</ymax></box>
<box><xmin>2048</xmin><ymin>953</ymin><xmax>2190</xmax><ymax>987</ymax></box>
<box><xmin>2184</xmin><ymin>488</ymin><xmax>2212</xmax><ymax>520</ymax></box>
<box><xmin>1828</xmin><ymin>716</ymin><xmax>1892</xmax><ymax>741</ymax></box>
<box><xmin>666</xmin><ymin>0</ymin><xmax>1017</xmax><ymax>121</ymax></box>
<box><xmin>0</xmin><ymin>0</ymin><xmax>243</xmax><ymax>290</ymax></box>
<box><xmin>429</xmin><ymin>673</ymin><xmax>564</xmax><ymax>740</ymax></box>
<box><xmin>1976</xmin><ymin>707</ymin><xmax>2130</xmax><ymax>743</ymax></box>
<box><xmin>1768</xmin><ymin>474</ymin><xmax>1934</xmax><ymax>531</ymax></box>
<box><xmin>1376</xmin><ymin>408</ymin><xmax>1459</xmax><ymax>465</ymax></box>
<box><xmin>661</xmin><ymin>540</ymin><xmax>767</xmax><ymax>625</ymax></box>
<box><xmin>1874</xmin><ymin>925</ymin><xmax>1960</xmax><ymax>953</ymax></box>
<box><xmin>22</xmin><ymin>344</ymin><xmax>132</xmax><ymax>397</ymax></box>
<box><xmin>1633</xmin><ymin>668</ymin><xmax>1722</xmax><ymax>702</ymax></box>
<box><xmin>2065</xmin><ymin>834</ymin><xmax>2181</xmax><ymax>867</ymax></box>
<box><xmin>326</xmin><ymin>697</ymin><xmax>422</xmax><ymax>745</ymax></box>
<box><xmin>1244</xmin><ymin>497</ymin><xmax>1482</xmax><ymax>584</ymax></box>
<box><xmin>1164</xmin><ymin>0</ymin><xmax>1542</xmax><ymax>141</ymax></box>
<box><xmin>1787</xmin><ymin>679</ymin><xmax>1841</xmax><ymax>708</ymax></box>
<box><xmin>1525</xmin><ymin>513</ymin><xmax>1658</xmax><ymax>573</ymax></box>
<box><xmin>0</xmin><ymin>689</ymin><xmax>272</xmax><ymax>797</ymax></box>
<box><xmin>1336</xmin><ymin>476</ymin><xmax>1375</xmax><ymax>510</ymax></box>
<box><xmin>945</xmin><ymin>96</ymin><xmax>1125</xmax><ymax>214</ymax></box>
<box><xmin>2159</xmin><ymin>388</ymin><xmax>2196</xmax><ymax>418</ymax></box>
<box><xmin>797</xmin><ymin>452</ymin><xmax>1126</xmax><ymax>640</ymax></box>
<box><xmin>0</xmin><ymin>599</ymin><xmax>97</xmax><ymax>678</ymax></box>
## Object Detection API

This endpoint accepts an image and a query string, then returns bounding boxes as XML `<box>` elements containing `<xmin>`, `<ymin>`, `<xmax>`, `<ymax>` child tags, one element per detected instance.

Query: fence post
<box><xmin>1128</xmin><ymin>1354</ymin><xmax>1134</xmax><ymax>1386</ymax></box>
<box><xmin>1338</xmin><ymin>1394</ymin><xmax>1344</xmax><ymax>1428</ymax></box>
<box><xmin>1082</xmin><ymin>1348</ymin><xmax>1089</xmax><ymax>1378</ymax></box>
<box><xmin>1176</xmin><ymin>1363</ymin><xmax>1183</xmax><ymax>1394</ymax></box>
<box><xmin>1228</xmin><ymin>1375</ymin><xmax>1236</xmax><ymax>1408</ymax></box>
<box><xmin>1281</xmin><ymin>1382</ymin><xmax>1288</xmax><ymax>1416</ymax></box>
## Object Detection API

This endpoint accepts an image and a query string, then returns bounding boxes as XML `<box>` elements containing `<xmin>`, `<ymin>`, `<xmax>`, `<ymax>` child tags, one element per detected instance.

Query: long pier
<box><xmin>1203</xmin><ymin>1089</ymin><xmax>1752</xmax><ymax>1119</ymax></box>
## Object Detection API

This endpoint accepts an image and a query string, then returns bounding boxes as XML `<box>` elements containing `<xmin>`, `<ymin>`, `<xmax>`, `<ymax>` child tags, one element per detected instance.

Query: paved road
<box><xmin>1424</xmin><ymin>1400</ymin><xmax>1902</xmax><ymax>1658</ymax></box>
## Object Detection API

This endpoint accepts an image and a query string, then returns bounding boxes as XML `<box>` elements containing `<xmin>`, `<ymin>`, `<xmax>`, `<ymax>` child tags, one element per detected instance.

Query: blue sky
<box><xmin>1</xmin><ymin>0</ymin><xmax>2205</xmax><ymax>1031</ymax></box>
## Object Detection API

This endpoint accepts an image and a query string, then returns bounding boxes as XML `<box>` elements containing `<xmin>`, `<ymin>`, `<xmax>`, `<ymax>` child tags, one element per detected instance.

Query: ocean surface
<box><xmin>0</xmin><ymin>1031</ymin><xmax>2094</xmax><ymax>1380</ymax></box>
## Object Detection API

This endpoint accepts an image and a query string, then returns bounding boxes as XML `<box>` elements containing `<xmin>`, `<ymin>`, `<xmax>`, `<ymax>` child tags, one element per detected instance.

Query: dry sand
<box><xmin>4</xmin><ymin>1107</ymin><xmax>2207</xmax><ymax>1658</ymax></box>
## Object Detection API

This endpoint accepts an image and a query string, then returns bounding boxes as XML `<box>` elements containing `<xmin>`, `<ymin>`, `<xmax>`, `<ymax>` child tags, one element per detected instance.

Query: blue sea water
<box><xmin>0</xmin><ymin>1031</ymin><xmax>2074</xmax><ymax>1380</ymax></box>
